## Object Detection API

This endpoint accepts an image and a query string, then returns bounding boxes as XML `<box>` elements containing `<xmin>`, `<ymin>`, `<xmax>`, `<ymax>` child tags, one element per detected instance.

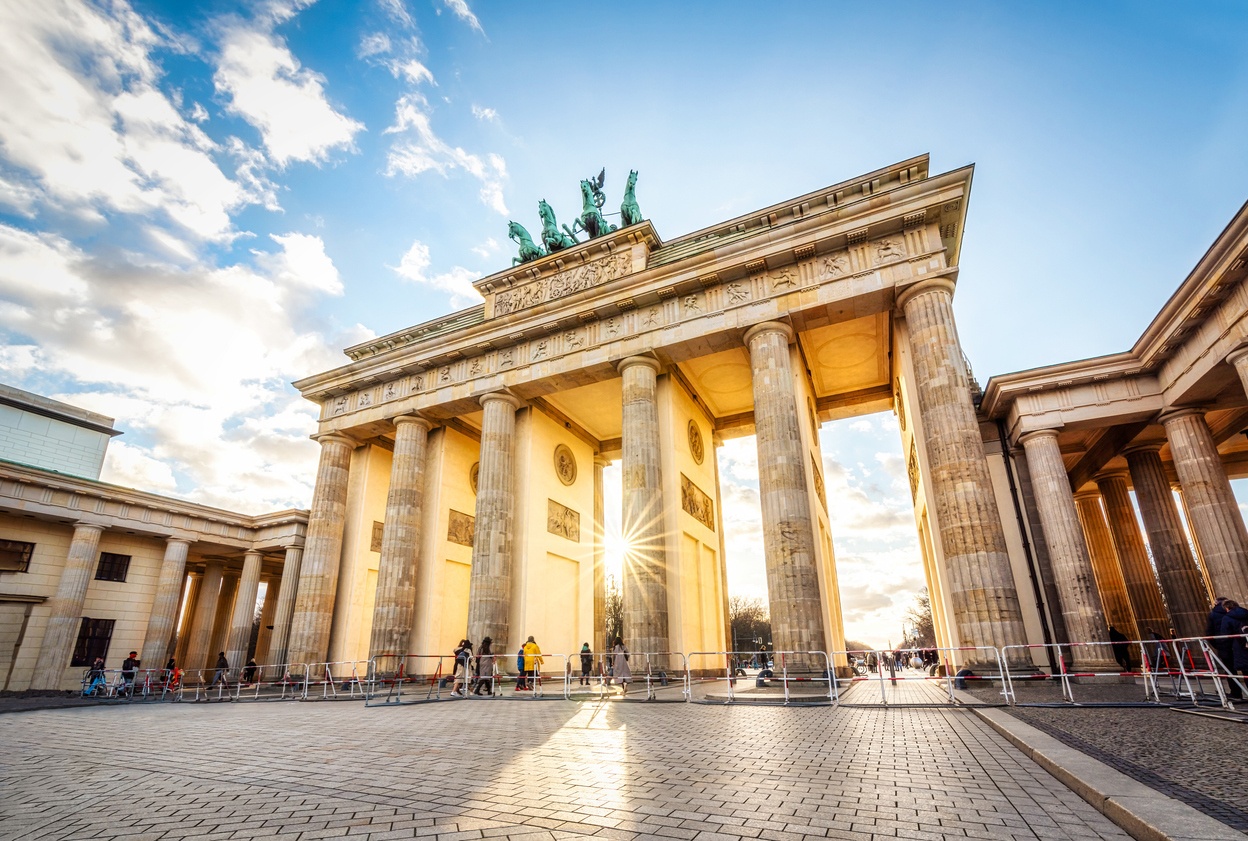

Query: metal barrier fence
<box><xmin>687</xmin><ymin>651</ymin><xmax>833</xmax><ymax>705</ymax></box>
<box><xmin>300</xmin><ymin>660</ymin><xmax>370</xmax><ymax>700</ymax></box>
<box><xmin>832</xmin><ymin>646</ymin><xmax>1009</xmax><ymax>706</ymax></box>
<box><xmin>228</xmin><ymin>662</ymin><xmax>307</xmax><ymax>702</ymax></box>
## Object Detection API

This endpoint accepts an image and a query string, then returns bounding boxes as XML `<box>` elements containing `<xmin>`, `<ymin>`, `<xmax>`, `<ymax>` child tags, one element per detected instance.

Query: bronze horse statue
<box><xmin>508</xmin><ymin>220</ymin><xmax>546</xmax><ymax>265</ymax></box>
<box><xmin>620</xmin><ymin>170</ymin><xmax>642</xmax><ymax>227</ymax></box>
<box><xmin>563</xmin><ymin>179</ymin><xmax>617</xmax><ymax>241</ymax></box>
<box><xmin>538</xmin><ymin>200</ymin><xmax>578</xmax><ymax>253</ymax></box>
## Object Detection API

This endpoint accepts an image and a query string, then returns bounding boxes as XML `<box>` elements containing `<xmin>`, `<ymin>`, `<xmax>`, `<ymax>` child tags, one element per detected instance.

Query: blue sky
<box><xmin>1</xmin><ymin>1</ymin><xmax>1246</xmax><ymax>647</ymax></box>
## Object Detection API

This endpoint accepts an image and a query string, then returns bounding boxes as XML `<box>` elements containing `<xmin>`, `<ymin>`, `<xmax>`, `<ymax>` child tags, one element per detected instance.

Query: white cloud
<box><xmin>0</xmin><ymin>221</ymin><xmax>368</xmax><ymax>512</ymax></box>
<box><xmin>188</xmin><ymin>102</ymin><xmax>210</xmax><ymax>122</ymax></box>
<box><xmin>384</xmin><ymin>94</ymin><xmax>508</xmax><ymax>215</ymax></box>
<box><xmin>214</xmin><ymin>23</ymin><xmax>364</xmax><ymax>167</ymax></box>
<box><xmin>471</xmin><ymin>237</ymin><xmax>499</xmax><ymax>258</ymax></box>
<box><xmin>379</xmin><ymin>0</ymin><xmax>414</xmax><ymax>28</ymax></box>
<box><xmin>471</xmin><ymin>105</ymin><xmax>498</xmax><ymax>122</ymax></box>
<box><xmin>0</xmin><ymin>0</ymin><xmax>259</xmax><ymax>241</ymax></box>
<box><xmin>441</xmin><ymin>0</ymin><xmax>483</xmax><ymax>33</ymax></box>
<box><xmin>392</xmin><ymin>239</ymin><xmax>483</xmax><ymax>309</ymax></box>
<box><xmin>391</xmin><ymin>59</ymin><xmax>435</xmax><ymax>87</ymax></box>
<box><xmin>358</xmin><ymin>32</ymin><xmax>391</xmax><ymax>57</ymax></box>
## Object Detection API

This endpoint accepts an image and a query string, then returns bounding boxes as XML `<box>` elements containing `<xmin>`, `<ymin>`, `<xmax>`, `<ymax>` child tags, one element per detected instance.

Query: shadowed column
<box><xmin>593</xmin><ymin>455</ymin><xmax>608</xmax><ymax>657</ymax></box>
<box><xmin>1125</xmin><ymin>444</ymin><xmax>1208</xmax><ymax>637</ymax></box>
<box><xmin>182</xmin><ymin>561</ymin><xmax>224</xmax><ymax>675</ymax></box>
<box><xmin>267</xmin><ymin>545</ymin><xmax>302</xmax><ymax>667</ymax></box>
<box><xmin>286</xmin><ymin>432</ymin><xmax>355</xmax><ymax>668</ymax></box>
<box><xmin>618</xmin><ymin>356</ymin><xmax>669</xmax><ymax>659</ymax></box>
<box><xmin>899</xmin><ymin>278</ymin><xmax>1027</xmax><ymax>659</ymax></box>
<box><xmin>745</xmin><ymin>322</ymin><xmax>826</xmax><ymax>657</ymax></box>
<box><xmin>1095</xmin><ymin>471</ymin><xmax>1170</xmax><ymax>635</ymax></box>
<box><xmin>224</xmin><ymin>550</ymin><xmax>263</xmax><ymax>673</ymax></box>
<box><xmin>30</xmin><ymin>523</ymin><xmax>105</xmax><ymax>690</ymax></box>
<box><xmin>1161</xmin><ymin>408</ymin><xmax>1248</xmax><ymax>601</ymax></box>
<box><xmin>1073</xmin><ymin>491</ymin><xmax>1138</xmax><ymax>639</ymax></box>
<box><xmin>174</xmin><ymin>573</ymin><xmax>201</xmax><ymax>666</ymax></box>
<box><xmin>139</xmin><ymin>537</ymin><xmax>191</xmax><ymax>669</ymax></box>
<box><xmin>370</xmin><ymin>415</ymin><xmax>433</xmax><ymax>661</ymax></box>
<box><xmin>1019</xmin><ymin>431</ymin><xmax>1115</xmax><ymax>669</ymax></box>
<box><xmin>467</xmin><ymin>392</ymin><xmax>522</xmax><ymax>656</ymax></box>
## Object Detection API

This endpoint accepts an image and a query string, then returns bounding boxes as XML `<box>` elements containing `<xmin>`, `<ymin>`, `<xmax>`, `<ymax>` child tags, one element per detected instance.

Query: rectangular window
<box><xmin>95</xmin><ymin>552</ymin><xmax>131</xmax><ymax>582</ymax></box>
<box><xmin>71</xmin><ymin>617</ymin><xmax>115</xmax><ymax>666</ymax></box>
<box><xmin>0</xmin><ymin>539</ymin><xmax>34</xmax><ymax>573</ymax></box>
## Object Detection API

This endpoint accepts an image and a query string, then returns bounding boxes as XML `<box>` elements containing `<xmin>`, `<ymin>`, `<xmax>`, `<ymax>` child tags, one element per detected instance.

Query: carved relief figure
<box><xmin>358</xmin><ymin>391</ymin><xmax>373</xmax><ymax>408</ymax></box>
<box><xmin>683</xmin><ymin>295</ymin><xmax>700</xmax><ymax>314</ymax></box>
<box><xmin>532</xmin><ymin>340</ymin><xmax>548</xmax><ymax>360</ymax></box>
<box><xmin>811</xmin><ymin>455</ymin><xmax>826</xmax><ymax>507</ymax></box>
<box><xmin>605</xmin><ymin>316</ymin><xmax>620</xmax><ymax>336</ymax></box>
<box><xmin>470</xmin><ymin>463</ymin><xmax>480</xmax><ymax>495</ymax></box>
<box><xmin>688</xmin><ymin>420</ymin><xmax>704</xmax><ymax>465</ymax></box>
<box><xmin>439</xmin><ymin>366</ymin><xmax>451</xmax><ymax>383</ymax></box>
<box><xmin>494</xmin><ymin>251</ymin><xmax>632</xmax><ymax>315</ymax></box>
<box><xmin>564</xmin><ymin>330</ymin><xmax>584</xmax><ymax>349</ymax></box>
<box><xmin>772</xmin><ymin>268</ymin><xmax>797</xmax><ymax>290</ymax></box>
<box><xmin>822</xmin><ymin>254</ymin><xmax>848</xmax><ymax>277</ymax></box>
<box><xmin>643</xmin><ymin>308</ymin><xmax>660</xmax><ymax>327</ymax></box>
<box><xmin>680</xmin><ymin>474</ymin><xmax>715</xmax><ymax>530</ymax></box>
<box><xmin>331</xmin><ymin>396</ymin><xmax>348</xmax><ymax>415</ymax></box>
<box><xmin>469</xmin><ymin>359</ymin><xmax>482</xmax><ymax>376</ymax></box>
<box><xmin>726</xmin><ymin>282</ymin><xmax>749</xmax><ymax>304</ymax></box>
<box><xmin>383</xmin><ymin>382</ymin><xmax>398</xmax><ymax>401</ymax></box>
<box><xmin>874</xmin><ymin>238</ymin><xmax>906</xmax><ymax>264</ymax></box>
<box><xmin>547</xmin><ymin>499</ymin><xmax>581</xmax><ymax>541</ymax></box>
<box><xmin>500</xmin><ymin>349</ymin><xmax>514</xmax><ymax>367</ymax></box>
<box><xmin>554</xmin><ymin>444</ymin><xmax>577</xmax><ymax>485</ymax></box>
<box><xmin>448</xmin><ymin>510</ymin><xmax>476</xmax><ymax>546</ymax></box>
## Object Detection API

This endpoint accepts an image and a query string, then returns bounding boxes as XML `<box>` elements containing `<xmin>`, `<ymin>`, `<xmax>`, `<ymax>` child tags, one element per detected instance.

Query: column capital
<box><xmin>71</xmin><ymin>521</ymin><xmax>106</xmax><ymax>534</ymax></box>
<box><xmin>1123</xmin><ymin>441</ymin><xmax>1164</xmax><ymax>457</ymax></box>
<box><xmin>478</xmin><ymin>391</ymin><xmax>523</xmax><ymax>411</ymax></box>
<box><xmin>1226</xmin><ymin>344</ymin><xmax>1248</xmax><ymax>368</ymax></box>
<box><xmin>742</xmin><ymin>321</ymin><xmax>794</xmax><ymax>347</ymax></box>
<box><xmin>1094</xmin><ymin>469</ymin><xmax>1131</xmax><ymax>485</ymax></box>
<box><xmin>593</xmin><ymin>455</ymin><xmax>611</xmax><ymax>469</ymax></box>
<box><xmin>1157</xmin><ymin>406</ymin><xmax>1207</xmax><ymax>426</ymax></box>
<box><xmin>311</xmin><ymin>431</ymin><xmax>357</xmax><ymax>448</ymax></box>
<box><xmin>1017</xmin><ymin>428</ymin><xmax>1061</xmax><ymax>447</ymax></box>
<box><xmin>243</xmin><ymin>549</ymin><xmax>264</xmax><ymax>561</ymax></box>
<box><xmin>164</xmin><ymin>536</ymin><xmax>192</xmax><ymax>547</ymax></box>
<box><xmin>1071</xmin><ymin>488</ymin><xmax>1102</xmax><ymax>502</ymax></box>
<box><xmin>895</xmin><ymin>276</ymin><xmax>957</xmax><ymax>312</ymax></box>
<box><xmin>392</xmin><ymin>414</ymin><xmax>434</xmax><ymax>431</ymax></box>
<box><xmin>616</xmin><ymin>355</ymin><xmax>662</xmax><ymax>376</ymax></box>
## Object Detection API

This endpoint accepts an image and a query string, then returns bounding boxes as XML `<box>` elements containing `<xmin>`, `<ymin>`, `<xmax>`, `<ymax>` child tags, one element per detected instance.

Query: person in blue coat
<box><xmin>1217</xmin><ymin>599</ymin><xmax>1248</xmax><ymax>700</ymax></box>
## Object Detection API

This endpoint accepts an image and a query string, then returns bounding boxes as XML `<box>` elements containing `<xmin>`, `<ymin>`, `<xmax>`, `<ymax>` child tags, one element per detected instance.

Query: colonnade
<box><xmin>1015</xmin><ymin>344</ymin><xmax>1248</xmax><ymax>667</ymax></box>
<box><xmin>285</xmin><ymin>277</ymin><xmax>1039</xmax><ymax>669</ymax></box>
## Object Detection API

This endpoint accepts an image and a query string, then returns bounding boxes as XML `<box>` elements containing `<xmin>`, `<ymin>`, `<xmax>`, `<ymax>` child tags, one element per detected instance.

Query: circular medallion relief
<box><xmin>688</xmin><ymin>420</ymin><xmax>705</xmax><ymax>465</ymax></box>
<box><xmin>470</xmin><ymin>462</ymin><xmax>480</xmax><ymax>494</ymax></box>
<box><xmin>554</xmin><ymin>444</ymin><xmax>577</xmax><ymax>486</ymax></box>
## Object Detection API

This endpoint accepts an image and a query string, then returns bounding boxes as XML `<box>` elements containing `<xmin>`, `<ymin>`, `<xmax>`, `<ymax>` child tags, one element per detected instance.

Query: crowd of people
<box><xmin>446</xmin><ymin>636</ymin><xmax>634</xmax><ymax>697</ymax></box>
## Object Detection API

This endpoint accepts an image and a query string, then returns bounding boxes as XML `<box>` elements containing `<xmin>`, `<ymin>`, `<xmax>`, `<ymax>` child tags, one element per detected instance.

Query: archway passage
<box><xmin>287</xmin><ymin>154</ymin><xmax>1040</xmax><ymax>672</ymax></box>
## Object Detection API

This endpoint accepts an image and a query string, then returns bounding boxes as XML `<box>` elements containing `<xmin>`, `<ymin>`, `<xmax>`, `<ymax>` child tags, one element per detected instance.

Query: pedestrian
<box><xmin>1107</xmin><ymin>626</ymin><xmax>1131</xmax><ymax>671</ymax></box>
<box><xmin>473</xmin><ymin>637</ymin><xmax>494</xmax><ymax>696</ymax></box>
<box><xmin>579</xmin><ymin>642</ymin><xmax>593</xmax><ymax>686</ymax></box>
<box><xmin>451</xmin><ymin>639</ymin><xmax>473</xmax><ymax>696</ymax></box>
<box><xmin>515</xmin><ymin>645</ymin><xmax>526</xmax><ymax>689</ymax></box>
<box><xmin>1218</xmin><ymin>599</ymin><xmax>1248</xmax><ymax>700</ymax></box>
<box><xmin>522</xmin><ymin>635</ymin><xmax>543</xmax><ymax>691</ymax></box>
<box><xmin>162</xmin><ymin>657</ymin><xmax>177</xmax><ymax>689</ymax></box>
<box><xmin>1206</xmin><ymin>597</ymin><xmax>1232</xmax><ymax>673</ymax></box>
<box><xmin>1146</xmin><ymin>627</ymin><xmax>1167</xmax><ymax>672</ymax></box>
<box><xmin>121</xmin><ymin>650</ymin><xmax>140</xmax><ymax>694</ymax></box>
<box><xmin>83</xmin><ymin>655</ymin><xmax>106</xmax><ymax>696</ymax></box>
<box><xmin>612</xmin><ymin>637</ymin><xmax>631</xmax><ymax>697</ymax></box>
<box><xmin>211</xmin><ymin>652</ymin><xmax>229</xmax><ymax>687</ymax></box>
<box><xmin>242</xmin><ymin>658</ymin><xmax>258</xmax><ymax>684</ymax></box>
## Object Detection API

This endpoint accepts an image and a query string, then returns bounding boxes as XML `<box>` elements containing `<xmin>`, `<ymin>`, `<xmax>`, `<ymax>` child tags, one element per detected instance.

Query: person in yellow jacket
<box><xmin>520</xmin><ymin>635</ymin><xmax>543</xmax><ymax>691</ymax></box>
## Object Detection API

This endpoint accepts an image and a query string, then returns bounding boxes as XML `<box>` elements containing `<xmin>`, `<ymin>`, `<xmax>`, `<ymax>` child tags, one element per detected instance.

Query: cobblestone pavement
<box><xmin>0</xmin><ymin>700</ymin><xmax>1134</xmax><ymax>841</ymax></box>
<box><xmin>1004</xmin><ymin>705</ymin><xmax>1248</xmax><ymax>832</ymax></box>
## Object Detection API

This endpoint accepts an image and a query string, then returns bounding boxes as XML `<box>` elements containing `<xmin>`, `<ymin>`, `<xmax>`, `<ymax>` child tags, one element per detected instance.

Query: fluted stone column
<box><xmin>182</xmin><ymin>561</ymin><xmax>224</xmax><ymax>674</ymax></box>
<box><xmin>139</xmin><ymin>538</ymin><xmax>191</xmax><ymax>668</ymax></box>
<box><xmin>1161</xmin><ymin>408</ymin><xmax>1248</xmax><ymax>600</ymax></box>
<box><xmin>224</xmin><ymin>551</ymin><xmax>263</xmax><ymax>672</ymax></box>
<box><xmin>30</xmin><ymin>523</ymin><xmax>105</xmax><ymax>690</ymax></box>
<box><xmin>370</xmin><ymin>416</ymin><xmax>434</xmax><ymax>659</ymax></box>
<box><xmin>593</xmin><ymin>455</ymin><xmax>609</xmax><ymax>656</ymax></box>
<box><xmin>1125</xmin><ymin>445</ymin><xmax>1208</xmax><ymax>637</ymax></box>
<box><xmin>267</xmin><ymin>545</ymin><xmax>302</xmax><ymax>666</ymax></box>
<box><xmin>745</xmin><ymin>323</ymin><xmax>826</xmax><ymax>656</ymax></box>
<box><xmin>1019</xmin><ymin>431</ymin><xmax>1115</xmax><ymax>668</ymax></box>
<box><xmin>174</xmin><ymin>573</ymin><xmax>201</xmax><ymax>666</ymax></box>
<box><xmin>1174</xmin><ymin>485</ymin><xmax>1214</xmax><ymax>597</ymax></box>
<box><xmin>898</xmin><ymin>278</ymin><xmax>1027</xmax><ymax>657</ymax></box>
<box><xmin>1095</xmin><ymin>472</ymin><xmax>1170</xmax><ymax>635</ymax></box>
<box><xmin>618</xmin><ymin>357</ymin><xmax>670</xmax><ymax>658</ymax></box>
<box><xmin>208</xmin><ymin>573</ymin><xmax>238</xmax><ymax>664</ymax></box>
<box><xmin>253</xmin><ymin>578</ymin><xmax>278</xmax><ymax>664</ymax></box>
<box><xmin>286</xmin><ymin>432</ymin><xmax>356</xmax><ymax>667</ymax></box>
<box><xmin>1073</xmin><ymin>491</ymin><xmax>1138</xmax><ymax>639</ymax></box>
<box><xmin>466</xmin><ymin>392</ymin><xmax>523</xmax><ymax>656</ymax></box>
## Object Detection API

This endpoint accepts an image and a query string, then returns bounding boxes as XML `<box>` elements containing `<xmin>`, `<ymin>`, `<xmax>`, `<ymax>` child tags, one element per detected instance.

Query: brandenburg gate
<box><xmin>284</xmin><ymin>155</ymin><xmax>1040</xmax><ymax>669</ymax></box>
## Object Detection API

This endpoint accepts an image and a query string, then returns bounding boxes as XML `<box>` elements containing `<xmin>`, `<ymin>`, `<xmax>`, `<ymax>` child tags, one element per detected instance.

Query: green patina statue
<box><xmin>538</xmin><ymin>199</ymin><xmax>578</xmax><ymax>253</ymax></box>
<box><xmin>564</xmin><ymin>176</ymin><xmax>617</xmax><ymax>241</ymax></box>
<box><xmin>620</xmin><ymin>169</ymin><xmax>642</xmax><ymax>227</ymax></box>
<box><xmin>508</xmin><ymin>220</ymin><xmax>546</xmax><ymax>265</ymax></box>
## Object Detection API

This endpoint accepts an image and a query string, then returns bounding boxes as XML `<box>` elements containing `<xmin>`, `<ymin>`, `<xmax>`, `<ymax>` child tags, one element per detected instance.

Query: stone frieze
<box><xmin>494</xmin><ymin>250</ymin><xmax>633</xmax><ymax>316</ymax></box>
